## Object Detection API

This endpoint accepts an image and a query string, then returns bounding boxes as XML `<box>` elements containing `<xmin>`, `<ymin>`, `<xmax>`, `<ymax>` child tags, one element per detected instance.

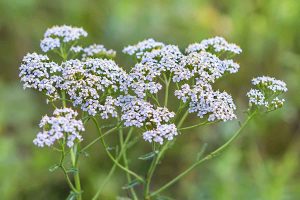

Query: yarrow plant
<box><xmin>19</xmin><ymin>25</ymin><xmax>287</xmax><ymax>200</ymax></box>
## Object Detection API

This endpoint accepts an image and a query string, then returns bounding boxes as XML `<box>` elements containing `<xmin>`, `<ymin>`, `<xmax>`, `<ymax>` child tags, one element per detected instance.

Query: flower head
<box><xmin>59</xmin><ymin>59</ymin><xmax>127</xmax><ymax>116</ymax></box>
<box><xmin>33</xmin><ymin>108</ymin><xmax>84</xmax><ymax>148</ymax></box>
<box><xmin>186</xmin><ymin>36</ymin><xmax>242</xmax><ymax>55</ymax></box>
<box><xmin>82</xmin><ymin>44</ymin><xmax>116</xmax><ymax>59</ymax></box>
<box><xmin>175</xmin><ymin>82</ymin><xmax>236</xmax><ymax>121</ymax></box>
<box><xmin>19</xmin><ymin>53</ymin><xmax>62</xmax><ymax>99</ymax></box>
<box><xmin>40</xmin><ymin>25</ymin><xmax>87</xmax><ymax>52</ymax></box>
<box><xmin>247</xmin><ymin>76</ymin><xmax>287</xmax><ymax>111</ymax></box>
<box><xmin>123</xmin><ymin>38</ymin><xmax>164</xmax><ymax>59</ymax></box>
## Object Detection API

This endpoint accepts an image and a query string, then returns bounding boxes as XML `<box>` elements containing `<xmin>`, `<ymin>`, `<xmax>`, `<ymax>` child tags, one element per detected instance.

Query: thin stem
<box><xmin>92</xmin><ymin>128</ymin><xmax>140</xmax><ymax>200</ymax></box>
<box><xmin>70</xmin><ymin>144</ymin><xmax>82</xmax><ymax>200</ymax></box>
<box><xmin>163</xmin><ymin>74</ymin><xmax>171</xmax><ymax>107</ymax></box>
<box><xmin>59</xmin><ymin>142</ymin><xmax>78</xmax><ymax>193</ymax></box>
<box><xmin>81</xmin><ymin>127</ymin><xmax>118</xmax><ymax>152</ymax></box>
<box><xmin>177</xmin><ymin>110</ymin><xmax>189</xmax><ymax>128</ymax></box>
<box><xmin>119</xmin><ymin>127</ymin><xmax>138</xmax><ymax>200</ymax></box>
<box><xmin>144</xmin><ymin>108</ymin><xmax>189</xmax><ymax>199</ymax></box>
<box><xmin>179</xmin><ymin>121</ymin><xmax>217</xmax><ymax>131</ymax></box>
<box><xmin>149</xmin><ymin>111</ymin><xmax>257</xmax><ymax>197</ymax></box>
<box><xmin>91</xmin><ymin>117</ymin><xmax>144</xmax><ymax>182</ymax></box>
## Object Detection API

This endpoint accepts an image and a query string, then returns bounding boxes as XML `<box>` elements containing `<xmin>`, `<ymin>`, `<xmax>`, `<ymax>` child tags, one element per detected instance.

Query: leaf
<box><xmin>196</xmin><ymin>143</ymin><xmax>208</xmax><ymax>161</ymax></box>
<box><xmin>48</xmin><ymin>164</ymin><xmax>59</xmax><ymax>172</ymax></box>
<box><xmin>138</xmin><ymin>151</ymin><xmax>158</xmax><ymax>160</ymax></box>
<box><xmin>122</xmin><ymin>179</ymin><xmax>141</xmax><ymax>190</ymax></box>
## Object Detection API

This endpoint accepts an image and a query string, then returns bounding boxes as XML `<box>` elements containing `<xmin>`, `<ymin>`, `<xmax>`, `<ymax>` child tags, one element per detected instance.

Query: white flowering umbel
<box><xmin>33</xmin><ymin>108</ymin><xmax>84</xmax><ymax>148</ymax></box>
<box><xmin>186</xmin><ymin>36</ymin><xmax>242</xmax><ymax>55</ymax></box>
<box><xmin>247</xmin><ymin>76</ymin><xmax>287</xmax><ymax>111</ymax></box>
<box><xmin>116</xmin><ymin>95</ymin><xmax>177</xmax><ymax>144</ymax></box>
<box><xmin>19</xmin><ymin>53</ymin><xmax>62</xmax><ymax>99</ymax></box>
<box><xmin>20</xmin><ymin>26</ymin><xmax>288</xmax><ymax>200</ymax></box>
<box><xmin>175</xmin><ymin>83</ymin><xmax>236</xmax><ymax>121</ymax></box>
<box><xmin>59</xmin><ymin>59</ymin><xmax>127</xmax><ymax>116</ymax></box>
<box><xmin>40</xmin><ymin>25</ymin><xmax>87</xmax><ymax>52</ymax></box>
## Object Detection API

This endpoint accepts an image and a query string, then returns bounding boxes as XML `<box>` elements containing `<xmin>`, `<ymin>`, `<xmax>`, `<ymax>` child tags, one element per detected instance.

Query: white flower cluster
<box><xmin>82</xmin><ymin>44</ymin><xmax>116</xmax><ymax>59</ymax></box>
<box><xmin>21</xmin><ymin>29</ymin><xmax>259</xmax><ymax>145</ymax></box>
<box><xmin>59</xmin><ymin>59</ymin><xmax>127</xmax><ymax>116</ymax></box>
<box><xmin>40</xmin><ymin>25</ymin><xmax>88</xmax><ymax>52</ymax></box>
<box><xmin>175</xmin><ymin>83</ymin><xmax>236</xmax><ymax>121</ymax></box>
<box><xmin>186</xmin><ymin>36</ymin><xmax>242</xmax><ymax>55</ymax></box>
<box><xmin>19</xmin><ymin>53</ymin><xmax>62</xmax><ymax>99</ymax></box>
<box><xmin>117</xmin><ymin>95</ymin><xmax>177</xmax><ymax>144</ymax></box>
<box><xmin>251</xmin><ymin>76</ymin><xmax>288</xmax><ymax>93</ymax></box>
<box><xmin>247</xmin><ymin>76</ymin><xmax>287</xmax><ymax>111</ymax></box>
<box><xmin>143</xmin><ymin>124</ymin><xmax>178</xmax><ymax>144</ymax></box>
<box><xmin>182</xmin><ymin>51</ymin><xmax>239</xmax><ymax>83</ymax></box>
<box><xmin>33</xmin><ymin>108</ymin><xmax>84</xmax><ymax>148</ymax></box>
<box><xmin>123</xmin><ymin>38</ymin><xmax>164</xmax><ymax>59</ymax></box>
<box><xmin>125</xmin><ymin>40</ymin><xmax>187</xmax><ymax>97</ymax></box>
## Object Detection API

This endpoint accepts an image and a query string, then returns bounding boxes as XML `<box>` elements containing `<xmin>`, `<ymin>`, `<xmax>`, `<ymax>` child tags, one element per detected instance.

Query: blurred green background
<box><xmin>0</xmin><ymin>0</ymin><xmax>300</xmax><ymax>199</ymax></box>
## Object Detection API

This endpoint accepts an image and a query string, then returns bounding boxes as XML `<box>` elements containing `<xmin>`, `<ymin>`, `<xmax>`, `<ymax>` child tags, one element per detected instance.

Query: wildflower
<box><xmin>33</xmin><ymin>108</ymin><xmax>84</xmax><ymax>148</ymax></box>
<box><xmin>44</xmin><ymin>25</ymin><xmax>88</xmax><ymax>43</ymax></box>
<box><xmin>175</xmin><ymin>83</ymin><xmax>236</xmax><ymax>121</ymax></box>
<box><xmin>116</xmin><ymin>95</ymin><xmax>178</xmax><ymax>144</ymax></box>
<box><xmin>59</xmin><ymin>59</ymin><xmax>127</xmax><ymax>116</ymax></box>
<box><xmin>186</xmin><ymin>36</ymin><xmax>242</xmax><ymax>55</ymax></box>
<box><xmin>40</xmin><ymin>37</ymin><xmax>60</xmax><ymax>52</ymax></box>
<box><xmin>143</xmin><ymin>124</ymin><xmax>178</xmax><ymax>144</ymax></box>
<box><xmin>19</xmin><ymin>53</ymin><xmax>62</xmax><ymax>99</ymax></box>
<box><xmin>123</xmin><ymin>38</ymin><xmax>164</xmax><ymax>59</ymax></box>
<box><xmin>70</xmin><ymin>45</ymin><xmax>83</xmax><ymax>53</ymax></box>
<box><xmin>40</xmin><ymin>25</ymin><xmax>88</xmax><ymax>52</ymax></box>
<box><xmin>247</xmin><ymin>76</ymin><xmax>287</xmax><ymax>111</ymax></box>
<box><xmin>82</xmin><ymin>44</ymin><xmax>116</xmax><ymax>59</ymax></box>
<box><xmin>182</xmin><ymin>51</ymin><xmax>240</xmax><ymax>83</ymax></box>
<box><xmin>251</xmin><ymin>76</ymin><xmax>288</xmax><ymax>93</ymax></box>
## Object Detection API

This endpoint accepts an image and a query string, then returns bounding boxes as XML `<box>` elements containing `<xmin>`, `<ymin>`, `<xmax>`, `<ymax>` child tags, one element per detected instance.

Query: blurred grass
<box><xmin>0</xmin><ymin>0</ymin><xmax>300</xmax><ymax>199</ymax></box>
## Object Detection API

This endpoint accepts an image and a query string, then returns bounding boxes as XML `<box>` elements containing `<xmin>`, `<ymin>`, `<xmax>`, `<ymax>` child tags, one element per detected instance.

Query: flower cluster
<box><xmin>175</xmin><ymin>83</ymin><xmax>236</xmax><ymax>121</ymax></box>
<box><xmin>186</xmin><ymin>36</ymin><xmax>242</xmax><ymax>55</ymax></box>
<box><xmin>82</xmin><ymin>44</ymin><xmax>116</xmax><ymax>59</ymax></box>
<box><xmin>123</xmin><ymin>38</ymin><xmax>164</xmax><ymax>59</ymax></box>
<box><xmin>59</xmin><ymin>58</ymin><xmax>127</xmax><ymax>116</ymax></box>
<box><xmin>182</xmin><ymin>51</ymin><xmax>239</xmax><ymax>84</ymax></box>
<box><xmin>22</xmin><ymin>25</ymin><xmax>286</xmax><ymax>146</ymax></box>
<box><xmin>247</xmin><ymin>76</ymin><xmax>287</xmax><ymax>111</ymax></box>
<box><xmin>33</xmin><ymin>108</ymin><xmax>84</xmax><ymax>148</ymax></box>
<box><xmin>40</xmin><ymin>25</ymin><xmax>87</xmax><ymax>52</ymax></box>
<box><xmin>117</xmin><ymin>95</ymin><xmax>177</xmax><ymax>144</ymax></box>
<box><xmin>19</xmin><ymin>53</ymin><xmax>62</xmax><ymax>99</ymax></box>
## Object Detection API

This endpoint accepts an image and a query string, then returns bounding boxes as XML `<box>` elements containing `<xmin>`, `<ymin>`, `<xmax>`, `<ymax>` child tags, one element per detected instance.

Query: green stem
<box><xmin>92</xmin><ymin>127</ymin><xmax>140</xmax><ymax>200</ymax></box>
<box><xmin>163</xmin><ymin>74</ymin><xmax>171</xmax><ymax>107</ymax></box>
<box><xmin>91</xmin><ymin>117</ymin><xmax>144</xmax><ymax>182</ymax></box>
<box><xmin>81</xmin><ymin>127</ymin><xmax>118</xmax><ymax>152</ymax></box>
<box><xmin>59</xmin><ymin>142</ymin><xmax>78</xmax><ymax>193</ymax></box>
<box><xmin>70</xmin><ymin>144</ymin><xmax>82</xmax><ymax>200</ymax></box>
<box><xmin>149</xmin><ymin>111</ymin><xmax>257</xmax><ymax>197</ymax></box>
<box><xmin>119</xmin><ymin>127</ymin><xmax>138</xmax><ymax>200</ymax></box>
<box><xmin>179</xmin><ymin>121</ymin><xmax>217</xmax><ymax>131</ymax></box>
<box><xmin>144</xmin><ymin>109</ymin><xmax>189</xmax><ymax>199</ymax></box>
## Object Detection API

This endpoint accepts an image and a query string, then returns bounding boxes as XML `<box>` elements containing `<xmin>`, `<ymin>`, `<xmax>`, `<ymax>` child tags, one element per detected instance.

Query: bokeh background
<box><xmin>0</xmin><ymin>0</ymin><xmax>300</xmax><ymax>199</ymax></box>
